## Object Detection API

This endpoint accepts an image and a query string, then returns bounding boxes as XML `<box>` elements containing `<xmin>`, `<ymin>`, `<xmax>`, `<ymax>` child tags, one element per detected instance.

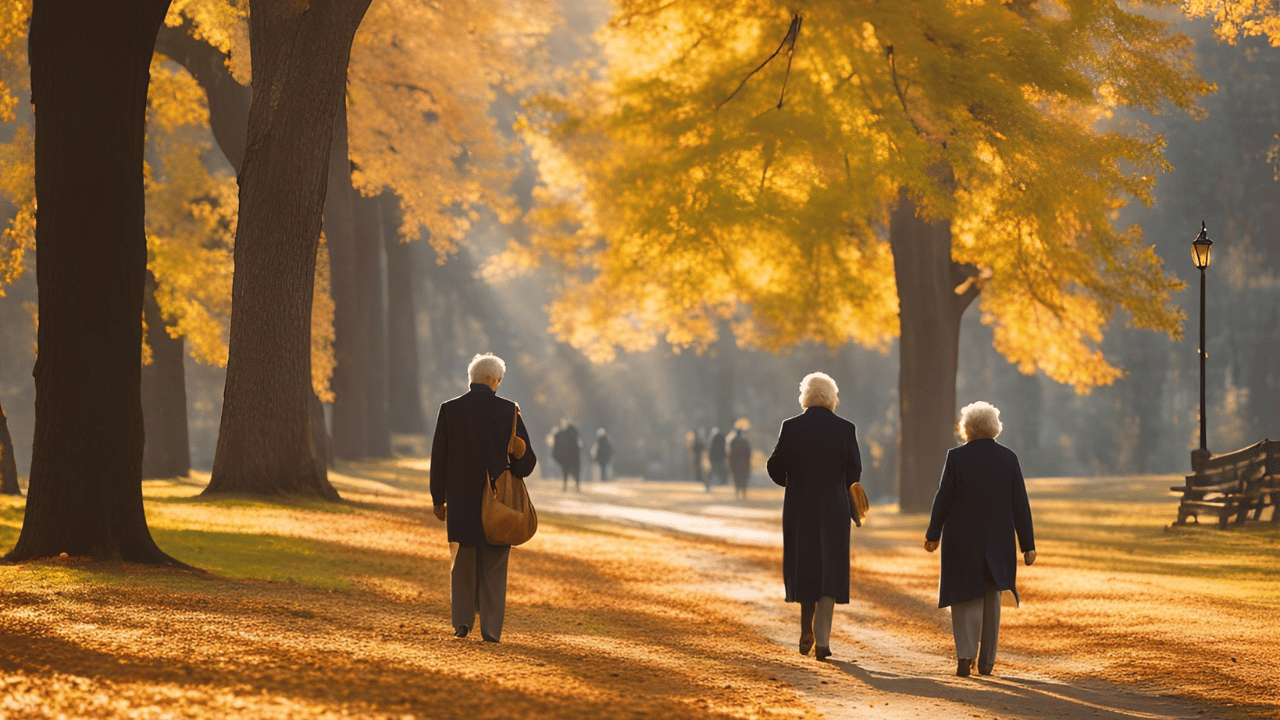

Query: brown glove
<box><xmin>433</xmin><ymin>505</ymin><xmax>447</xmax><ymax>522</ymax></box>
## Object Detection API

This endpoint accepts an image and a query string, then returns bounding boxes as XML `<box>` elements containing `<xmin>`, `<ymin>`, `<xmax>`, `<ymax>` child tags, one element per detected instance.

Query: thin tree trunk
<box><xmin>8</xmin><ymin>0</ymin><xmax>179</xmax><ymax>562</ymax></box>
<box><xmin>141</xmin><ymin>272</ymin><xmax>191</xmax><ymax>478</ymax></box>
<box><xmin>354</xmin><ymin>192</ymin><xmax>391</xmax><ymax>457</ymax></box>
<box><xmin>382</xmin><ymin>196</ymin><xmax>426</xmax><ymax>435</ymax></box>
<box><xmin>890</xmin><ymin>189</ymin><xmax>979</xmax><ymax>513</ymax></box>
<box><xmin>325</xmin><ymin>107</ymin><xmax>370</xmax><ymax>462</ymax></box>
<box><xmin>205</xmin><ymin>0</ymin><xmax>372</xmax><ymax>499</ymax></box>
<box><xmin>0</xmin><ymin>401</ymin><xmax>19</xmax><ymax>496</ymax></box>
<box><xmin>153</xmin><ymin>22</ymin><xmax>250</xmax><ymax>171</ymax></box>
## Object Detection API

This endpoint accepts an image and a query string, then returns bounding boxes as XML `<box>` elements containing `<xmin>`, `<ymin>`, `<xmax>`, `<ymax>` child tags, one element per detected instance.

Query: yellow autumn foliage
<box><xmin>346</xmin><ymin>0</ymin><xmax>556</xmax><ymax>252</ymax></box>
<box><xmin>510</xmin><ymin>0</ymin><xmax>1210</xmax><ymax>391</ymax></box>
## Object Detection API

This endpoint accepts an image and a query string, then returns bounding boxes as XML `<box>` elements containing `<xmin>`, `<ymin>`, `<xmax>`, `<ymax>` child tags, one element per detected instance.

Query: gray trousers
<box><xmin>801</xmin><ymin>596</ymin><xmax>837</xmax><ymax>648</ymax></box>
<box><xmin>950</xmin><ymin>582</ymin><xmax>1001</xmax><ymax>666</ymax></box>
<box><xmin>450</xmin><ymin>543</ymin><xmax>510</xmax><ymax>641</ymax></box>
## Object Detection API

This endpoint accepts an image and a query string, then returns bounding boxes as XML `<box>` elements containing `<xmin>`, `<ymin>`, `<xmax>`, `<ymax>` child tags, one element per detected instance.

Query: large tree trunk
<box><xmin>890</xmin><ymin>189</ymin><xmax>979</xmax><ymax>513</ymax></box>
<box><xmin>141</xmin><ymin>272</ymin><xmax>191</xmax><ymax>479</ymax></box>
<box><xmin>204</xmin><ymin>0</ymin><xmax>371</xmax><ymax>499</ymax></box>
<box><xmin>7</xmin><ymin>0</ymin><xmax>178</xmax><ymax>562</ymax></box>
<box><xmin>382</xmin><ymin>196</ymin><xmax>426</xmax><ymax>435</ymax></box>
<box><xmin>325</xmin><ymin>107</ymin><xmax>370</xmax><ymax>462</ymax></box>
<box><xmin>0</xmin><ymin>401</ymin><xmax>18</xmax><ymax>496</ymax></box>
<box><xmin>354</xmin><ymin>193</ymin><xmax>391</xmax><ymax>457</ymax></box>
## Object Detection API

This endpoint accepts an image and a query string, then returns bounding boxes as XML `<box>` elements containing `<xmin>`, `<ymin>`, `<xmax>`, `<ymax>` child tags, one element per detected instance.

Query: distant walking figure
<box><xmin>728</xmin><ymin>422</ymin><xmax>752</xmax><ymax>501</ymax></box>
<box><xmin>430</xmin><ymin>353</ymin><xmax>537</xmax><ymax>643</ymax></box>
<box><xmin>708</xmin><ymin>426</ymin><xmax>729</xmax><ymax>487</ymax></box>
<box><xmin>552</xmin><ymin>422</ymin><xmax>582</xmax><ymax>492</ymax></box>
<box><xmin>689</xmin><ymin>429</ymin><xmax>707</xmax><ymax>489</ymax></box>
<box><xmin>592</xmin><ymin>428</ymin><xmax>614</xmax><ymax>482</ymax></box>
<box><xmin>767</xmin><ymin>372</ymin><xmax>862</xmax><ymax>661</ymax></box>
<box><xmin>924</xmin><ymin>401</ymin><xmax>1036</xmax><ymax>678</ymax></box>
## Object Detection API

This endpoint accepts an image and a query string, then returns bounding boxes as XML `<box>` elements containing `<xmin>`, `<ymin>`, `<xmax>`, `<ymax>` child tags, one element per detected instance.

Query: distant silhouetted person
<box><xmin>728</xmin><ymin>423</ymin><xmax>751</xmax><ymax>501</ymax></box>
<box><xmin>767</xmin><ymin>372</ymin><xmax>861</xmax><ymax>662</ymax></box>
<box><xmin>924</xmin><ymin>401</ymin><xmax>1036</xmax><ymax>678</ymax></box>
<box><xmin>593</xmin><ymin>428</ymin><xmax>614</xmax><ymax>482</ymax></box>
<box><xmin>552</xmin><ymin>421</ymin><xmax>582</xmax><ymax>492</ymax></box>
<box><xmin>708</xmin><ymin>426</ymin><xmax>729</xmax><ymax>487</ymax></box>
<box><xmin>689</xmin><ymin>429</ymin><xmax>707</xmax><ymax>489</ymax></box>
<box><xmin>430</xmin><ymin>353</ymin><xmax>536</xmax><ymax>643</ymax></box>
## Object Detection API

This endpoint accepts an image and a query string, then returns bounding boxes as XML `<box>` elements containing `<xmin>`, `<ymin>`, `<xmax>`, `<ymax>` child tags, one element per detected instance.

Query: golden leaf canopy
<box><xmin>507</xmin><ymin>0</ymin><xmax>1209</xmax><ymax>389</ymax></box>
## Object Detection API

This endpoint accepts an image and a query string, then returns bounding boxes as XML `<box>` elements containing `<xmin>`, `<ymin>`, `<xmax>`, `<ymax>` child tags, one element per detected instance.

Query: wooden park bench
<box><xmin>1171</xmin><ymin>439</ymin><xmax>1280</xmax><ymax>527</ymax></box>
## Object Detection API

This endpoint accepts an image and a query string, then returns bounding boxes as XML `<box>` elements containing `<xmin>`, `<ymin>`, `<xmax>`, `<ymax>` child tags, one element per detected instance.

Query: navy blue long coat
<box><xmin>430</xmin><ymin>383</ymin><xmax>537</xmax><ymax>546</ymax></box>
<box><xmin>925</xmin><ymin>438</ymin><xmax>1035</xmax><ymax>608</ymax></box>
<box><xmin>766</xmin><ymin>406</ymin><xmax>862</xmax><ymax>604</ymax></box>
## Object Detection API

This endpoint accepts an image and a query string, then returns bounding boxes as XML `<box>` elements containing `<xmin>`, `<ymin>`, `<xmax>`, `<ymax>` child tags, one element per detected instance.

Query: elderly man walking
<box><xmin>430</xmin><ymin>353</ymin><xmax>537</xmax><ymax>642</ymax></box>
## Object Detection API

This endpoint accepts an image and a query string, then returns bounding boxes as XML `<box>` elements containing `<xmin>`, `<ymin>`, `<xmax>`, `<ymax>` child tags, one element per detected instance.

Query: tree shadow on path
<box><xmin>826</xmin><ymin>657</ymin><xmax>1229</xmax><ymax>720</ymax></box>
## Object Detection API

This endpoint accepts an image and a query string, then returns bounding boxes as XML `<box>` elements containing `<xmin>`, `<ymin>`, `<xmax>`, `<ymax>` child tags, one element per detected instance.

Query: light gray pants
<box><xmin>450</xmin><ymin>543</ymin><xmax>510</xmax><ymax>642</ymax></box>
<box><xmin>950</xmin><ymin>583</ymin><xmax>1001</xmax><ymax>666</ymax></box>
<box><xmin>801</xmin><ymin>596</ymin><xmax>837</xmax><ymax>648</ymax></box>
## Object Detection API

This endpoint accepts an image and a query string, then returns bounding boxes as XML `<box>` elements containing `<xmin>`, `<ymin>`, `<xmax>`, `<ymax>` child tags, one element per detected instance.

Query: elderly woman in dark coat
<box><xmin>767</xmin><ymin>372</ymin><xmax>862</xmax><ymax>661</ymax></box>
<box><xmin>924</xmin><ymin>401</ymin><xmax>1036</xmax><ymax>677</ymax></box>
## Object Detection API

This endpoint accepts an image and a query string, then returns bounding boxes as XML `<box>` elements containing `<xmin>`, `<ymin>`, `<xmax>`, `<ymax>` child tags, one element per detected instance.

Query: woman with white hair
<box><xmin>924</xmin><ymin>401</ymin><xmax>1036</xmax><ymax>678</ymax></box>
<box><xmin>766</xmin><ymin>372</ymin><xmax>862</xmax><ymax>661</ymax></box>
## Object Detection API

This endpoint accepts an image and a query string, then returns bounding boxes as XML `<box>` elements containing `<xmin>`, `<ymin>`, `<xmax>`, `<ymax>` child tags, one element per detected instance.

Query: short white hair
<box><xmin>467</xmin><ymin>353</ymin><xmax>506</xmax><ymax>384</ymax></box>
<box><xmin>799</xmin><ymin>372</ymin><xmax>839</xmax><ymax>410</ymax></box>
<box><xmin>959</xmin><ymin>401</ymin><xmax>1002</xmax><ymax>442</ymax></box>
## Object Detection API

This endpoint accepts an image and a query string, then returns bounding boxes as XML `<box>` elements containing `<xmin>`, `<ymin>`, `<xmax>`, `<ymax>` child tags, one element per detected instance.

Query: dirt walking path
<box><xmin>526</xmin><ymin>474</ymin><xmax>1277</xmax><ymax>720</ymax></box>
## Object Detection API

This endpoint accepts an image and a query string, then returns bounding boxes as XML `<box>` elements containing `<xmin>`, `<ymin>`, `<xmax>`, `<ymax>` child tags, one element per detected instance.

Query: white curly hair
<box><xmin>959</xmin><ymin>401</ymin><xmax>1002</xmax><ymax>442</ymax></box>
<box><xmin>799</xmin><ymin>372</ymin><xmax>839</xmax><ymax>411</ymax></box>
<box><xmin>467</xmin><ymin>353</ymin><xmax>506</xmax><ymax>384</ymax></box>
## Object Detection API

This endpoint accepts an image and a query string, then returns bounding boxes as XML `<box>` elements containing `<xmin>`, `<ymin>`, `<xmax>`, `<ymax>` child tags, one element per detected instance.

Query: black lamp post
<box><xmin>1191</xmin><ymin>221</ymin><xmax>1213</xmax><ymax>472</ymax></box>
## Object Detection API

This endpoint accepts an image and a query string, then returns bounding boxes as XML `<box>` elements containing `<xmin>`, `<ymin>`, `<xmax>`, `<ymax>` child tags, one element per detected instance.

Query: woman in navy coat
<box><xmin>767</xmin><ymin>372</ymin><xmax>862</xmax><ymax>661</ymax></box>
<box><xmin>924</xmin><ymin>401</ymin><xmax>1036</xmax><ymax>677</ymax></box>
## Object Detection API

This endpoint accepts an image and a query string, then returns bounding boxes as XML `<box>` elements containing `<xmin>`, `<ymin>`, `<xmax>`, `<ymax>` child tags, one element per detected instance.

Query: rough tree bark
<box><xmin>0</xmin><ymin>401</ymin><xmax>18</xmax><ymax>496</ymax></box>
<box><xmin>204</xmin><ymin>0</ymin><xmax>372</xmax><ymax>499</ymax></box>
<box><xmin>141</xmin><ymin>272</ymin><xmax>191</xmax><ymax>478</ymax></box>
<box><xmin>325</xmin><ymin>107</ymin><xmax>371</xmax><ymax>462</ymax></box>
<box><xmin>7</xmin><ymin>0</ymin><xmax>179</xmax><ymax>562</ymax></box>
<box><xmin>354</xmin><ymin>192</ymin><xmax>391</xmax><ymax>457</ymax></box>
<box><xmin>890</xmin><ymin>189</ymin><xmax>980</xmax><ymax>513</ymax></box>
<box><xmin>382</xmin><ymin>196</ymin><xmax>426</xmax><ymax>435</ymax></box>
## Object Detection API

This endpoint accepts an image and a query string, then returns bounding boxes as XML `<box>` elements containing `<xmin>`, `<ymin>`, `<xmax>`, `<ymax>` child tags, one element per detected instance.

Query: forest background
<box><xmin>0</xmin><ymin>0</ymin><xmax>1277</xmax><ymax>508</ymax></box>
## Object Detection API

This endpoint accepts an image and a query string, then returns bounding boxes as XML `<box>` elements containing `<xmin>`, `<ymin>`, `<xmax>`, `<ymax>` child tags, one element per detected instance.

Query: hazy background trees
<box><xmin>0</xmin><ymin>2</ymin><xmax>1275</xmax><ymax>512</ymax></box>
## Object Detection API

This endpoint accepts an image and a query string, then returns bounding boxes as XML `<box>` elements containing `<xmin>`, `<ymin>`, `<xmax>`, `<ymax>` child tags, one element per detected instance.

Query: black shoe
<box><xmin>815</xmin><ymin>646</ymin><xmax>832</xmax><ymax>661</ymax></box>
<box><xmin>799</xmin><ymin>631</ymin><xmax>814</xmax><ymax>655</ymax></box>
<box><xmin>978</xmin><ymin>662</ymin><xmax>993</xmax><ymax>676</ymax></box>
<box><xmin>956</xmin><ymin>658</ymin><xmax>972</xmax><ymax>677</ymax></box>
<box><xmin>482</xmin><ymin>633</ymin><xmax>500</xmax><ymax>643</ymax></box>
<box><xmin>454</xmin><ymin>625</ymin><xmax>469</xmax><ymax>638</ymax></box>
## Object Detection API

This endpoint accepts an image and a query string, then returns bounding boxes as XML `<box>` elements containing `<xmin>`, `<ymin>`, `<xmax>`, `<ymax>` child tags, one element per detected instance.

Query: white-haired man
<box><xmin>430</xmin><ymin>353</ymin><xmax>537</xmax><ymax>642</ymax></box>
<box><xmin>924</xmin><ymin>400</ymin><xmax>1036</xmax><ymax>677</ymax></box>
<box><xmin>766</xmin><ymin>371</ymin><xmax>863</xmax><ymax>661</ymax></box>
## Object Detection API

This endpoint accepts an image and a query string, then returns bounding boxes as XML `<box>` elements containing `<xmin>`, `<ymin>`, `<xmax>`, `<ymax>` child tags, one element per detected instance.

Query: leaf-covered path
<box><xmin>0</xmin><ymin>466</ymin><xmax>1274</xmax><ymax>719</ymax></box>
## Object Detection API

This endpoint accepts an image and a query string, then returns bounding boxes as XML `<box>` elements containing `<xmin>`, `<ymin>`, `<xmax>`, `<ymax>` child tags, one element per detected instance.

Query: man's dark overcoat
<box><xmin>430</xmin><ymin>383</ymin><xmax>537</xmax><ymax>546</ymax></box>
<box><xmin>766</xmin><ymin>406</ymin><xmax>862</xmax><ymax>604</ymax></box>
<box><xmin>925</xmin><ymin>438</ymin><xmax>1035</xmax><ymax>608</ymax></box>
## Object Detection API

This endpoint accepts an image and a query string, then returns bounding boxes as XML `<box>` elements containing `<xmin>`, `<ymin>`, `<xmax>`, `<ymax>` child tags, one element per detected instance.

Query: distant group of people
<box><xmin>688</xmin><ymin>423</ymin><xmax>752</xmax><ymax>499</ymax></box>
<box><xmin>430</xmin><ymin>354</ymin><xmax>1037</xmax><ymax>681</ymax></box>
<box><xmin>550</xmin><ymin>421</ymin><xmax>613</xmax><ymax>491</ymax></box>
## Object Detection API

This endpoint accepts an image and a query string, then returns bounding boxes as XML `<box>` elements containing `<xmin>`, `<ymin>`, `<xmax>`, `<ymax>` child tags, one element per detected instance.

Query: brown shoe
<box><xmin>815</xmin><ymin>646</ymin><xmax>832</xmax><ymax>661</ymax></box>
<box><xmin>978</xmin><ymin>662</ymin><xmax>993</xmax><ymax>676</ymax></box>
<box><xmin>956</xmin><ymin>658</ymin><xmax>972</xmax><ymax>677</ymax></box>
<box><xmin>799</xmin><ymin>631</ymin><xmax>814</xmax><ymax>655</ymax></box>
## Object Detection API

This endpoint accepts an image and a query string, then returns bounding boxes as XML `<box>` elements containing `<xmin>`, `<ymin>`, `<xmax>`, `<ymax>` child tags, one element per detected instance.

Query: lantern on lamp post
<box><xmin>1191</xmin><ymin>221</ymin><xmax>1212</xmax><ymax>472</ymax></box>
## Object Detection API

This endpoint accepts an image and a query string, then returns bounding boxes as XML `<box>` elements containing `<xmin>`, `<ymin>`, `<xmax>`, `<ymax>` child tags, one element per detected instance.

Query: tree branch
<box><xmin>716</xmin><ymin>13</ymin><xmax>801</xmax><ymax>111</ymax></box>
